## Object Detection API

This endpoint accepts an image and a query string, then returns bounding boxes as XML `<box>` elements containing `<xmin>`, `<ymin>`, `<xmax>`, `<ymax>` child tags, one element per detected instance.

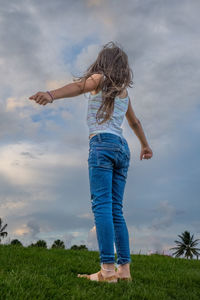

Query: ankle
<box><xmin>118</xmin><ymin>263</ymin><xmax>130</xmax><ymax>269</ymax></box>
<box><xmin>101</xmin><ymin>263</ymin><xmax>115</xmax><ymax>275</ymax></box>
<box><xmin>101</xmin><ymin>263</ymin><xmax>115</xmax><ymax>271</ymax></box>
<box><xmin>117</xmin><ymin>263</ymin><xmax>130</xmax><ymax>273</ymax></box>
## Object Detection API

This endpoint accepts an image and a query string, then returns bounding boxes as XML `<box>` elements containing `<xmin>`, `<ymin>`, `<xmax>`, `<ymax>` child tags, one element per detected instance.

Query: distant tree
<box><xmin>169</xmin><ymin>231</ymin><xmax>200</xmax><ymax>259</ymax></box>
<box><xmin>51</xmin><ymin>239</ymin><xmax>65</xmax><ymax>249</ymax></box>
<box><xmin>0</xmin><ymin>218</ymin><xmax>8</xmax><ymax>243</ymax></box>
<box><xmin>10</xmin><ymin>239</ymin><xmax>23</xmax><ymax>246</ymax></box>
<box><xmin>27</xmin><ymin>243</ymin><xmax>36</xmax><ymax>248</ymax></box>
<box><xmin>79</xmin><ymin>244</ymin><xmax>88</xmax><ymax>250</ymax></box>
<box><xmin>70</xmin><ymin>244</ymin><xmax>88</xmax><ymax>250</ymax></box>
<box><xmin>34</xmin><ymin>240</ymin><xmax>47</xmax><ymax>248</ymax></box>
<box><xmin>70</xmin><ymin>244</ymin><xmax>79</xmax><ymax>250</ymax></box>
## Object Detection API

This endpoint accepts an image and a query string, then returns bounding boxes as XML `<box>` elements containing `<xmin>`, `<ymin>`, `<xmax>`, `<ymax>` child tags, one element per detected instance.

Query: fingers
<box><xmin>140</xmin><ymin>151</ymin><xmax>152</xmax><ymax>160</ymax></box>
<box><xmin>143</xmin><ymin>153</ymin><xmax>152</xmax><ymax>159</ymax></box>
<box><xmin>29</xmin><ymin>92</ymin><xmax>40</xmax><ymax>101</ymax></box>
<box><xmin>140</xmin><ymin>146</ymin><xmax>153</xmax><ymax>160</ymax></box>
<box><xmin>35</xmin><ymin>98</ymin><xmax>49</xmax><ymax>106</ymax></box>
<box><xmin>36</xmin><ymin>94</ymin><xmax>44</xmax><ymax>104</ymax></box>
<box><xmin>29</xmin><ymin>92</ymin><xmax>51</xmax><ymax>106</ymax></box>
<box><xmin>37</xmin><ymin>100</ymin><xmax>48</xmax><ymax>105</ymax></box>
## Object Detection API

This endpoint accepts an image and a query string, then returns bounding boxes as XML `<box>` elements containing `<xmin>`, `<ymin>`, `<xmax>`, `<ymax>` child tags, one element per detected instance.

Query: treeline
<box><xmin>1</xmin><ymin>238</ymin><xmax>88</xmax><ymax>250</ymax></box>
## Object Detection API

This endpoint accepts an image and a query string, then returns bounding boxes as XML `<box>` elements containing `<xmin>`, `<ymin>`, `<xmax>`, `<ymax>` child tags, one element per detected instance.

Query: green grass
<box><xmin>0</xmin><ymin>244</ymin><xmax>200</xmax><ymax>300</ymax></box>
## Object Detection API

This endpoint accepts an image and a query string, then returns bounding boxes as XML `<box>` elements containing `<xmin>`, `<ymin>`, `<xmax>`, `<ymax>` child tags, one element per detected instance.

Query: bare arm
<box><xmin>125</xmin><ymin>96</ymin><xmax>149</xmax><ymax>148</ymax></box>
<box><xmin>49</xmin><ymin>73</ymin><xmax>103</xmax><ymax>100</ymax></box>
<box><xmin>29</xmin><ymin>73</ymin><xmax>103</xmax><ymax>104</ymax></box>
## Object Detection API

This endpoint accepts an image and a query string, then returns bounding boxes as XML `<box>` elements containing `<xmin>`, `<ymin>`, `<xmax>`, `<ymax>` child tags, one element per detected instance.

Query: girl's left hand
<box><xmin>29</xmin><ymin>91</ymin><xmax>53</xmax><ymax>105</ymax></box>
<box><xmin>140</xmin><ymin>146</ymin><xmax>153</xmax><ymax>160</ymax></box>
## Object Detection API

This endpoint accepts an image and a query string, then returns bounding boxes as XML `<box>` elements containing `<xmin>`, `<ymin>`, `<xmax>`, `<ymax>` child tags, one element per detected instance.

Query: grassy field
<box><xmin>0</xmin><ymin>244</ymin><xmax>200</xmax><ymax>300</ymax></box>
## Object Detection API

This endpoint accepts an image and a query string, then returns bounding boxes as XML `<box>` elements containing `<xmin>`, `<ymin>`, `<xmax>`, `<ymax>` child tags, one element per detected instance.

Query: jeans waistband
<box><xmin>89</xmin><ymin>132</ymin><xmax>127</xmax><ymax>146</ymax></box>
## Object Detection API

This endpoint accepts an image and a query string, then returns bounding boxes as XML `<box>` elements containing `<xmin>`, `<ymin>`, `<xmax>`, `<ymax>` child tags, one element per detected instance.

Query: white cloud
<box><xmin>87</xmin><ymin>225</ymin><xmax>98</xmax><ymax>250</ymax></box>
<box><xmin>0</xmin><ymin>142</ymin><xmax>86</xmax><ymax>186</ymax></box>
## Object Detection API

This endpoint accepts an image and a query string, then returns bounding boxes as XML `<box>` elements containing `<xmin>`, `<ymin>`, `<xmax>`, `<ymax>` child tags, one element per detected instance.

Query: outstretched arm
<box><xmin>29</xmin><ymin>73</ymin><xmax>103</xmax><ymax>105</ymax></box>
<box><xmin>49</xmin><ymin>73</ymin><xmax>103</xmax><ymax>100</ymax></box>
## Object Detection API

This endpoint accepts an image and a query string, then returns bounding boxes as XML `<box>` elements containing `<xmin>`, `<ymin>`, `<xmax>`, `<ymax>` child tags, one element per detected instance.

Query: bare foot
<box><xmin>78</xmin><ymin>270</ymin><xmax>101</xmax><ymax>281</ymax></box>
<box><xmin>116</xmin><ymin>263</ymin><xmax>131</xmax><ymax>279</ymax></box>
<box><xmin>77</xmin><ymin>269</ymin><xmax>117</xmax><ymax>282</ymax></box>
<box><xmin>78</xmin><ymin>263</ymin><xmax>116</xmax><ymax>281</ymax></box>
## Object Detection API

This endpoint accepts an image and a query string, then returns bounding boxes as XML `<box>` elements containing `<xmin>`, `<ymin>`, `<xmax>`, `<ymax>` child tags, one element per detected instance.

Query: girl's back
<box><xmin>87</xmin><ymin>85</ymin><xmax>129</xmax><ymax>139</ymax></box>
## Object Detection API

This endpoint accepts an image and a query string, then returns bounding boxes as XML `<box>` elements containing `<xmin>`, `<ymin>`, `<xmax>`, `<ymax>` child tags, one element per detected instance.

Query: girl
<box><xmin>29</xmin><ymin>41</ymin><xmax>153</xmax><ymax>283</ymax></box>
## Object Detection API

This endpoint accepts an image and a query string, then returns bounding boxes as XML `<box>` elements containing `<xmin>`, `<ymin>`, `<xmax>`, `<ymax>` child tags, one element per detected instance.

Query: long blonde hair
<box><xmin>73</xmin><ymin>41</ymin><xmax>134</xmax><ymax>124</ymax></box>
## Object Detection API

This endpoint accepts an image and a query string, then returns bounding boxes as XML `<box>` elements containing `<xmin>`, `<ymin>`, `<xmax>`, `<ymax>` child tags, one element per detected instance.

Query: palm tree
<box><xmin>169</xmin><ymin>231</ymin><xmax>200</xmax><ymax>259</ymax></box>
<box><xmin>51</xmin><ymin>239</ymin><xmax>65</xmax><ymax>249</ymax></box>
<box><xmin>0</xmin><ymin>218</ymin><xmax>8</xmax><ymax>244</ymax></box>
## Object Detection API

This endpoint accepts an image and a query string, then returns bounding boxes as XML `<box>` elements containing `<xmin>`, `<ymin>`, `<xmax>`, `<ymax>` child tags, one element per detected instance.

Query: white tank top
<box><xmin>86</xmin><ymin>90</ymin><xmax>129</xmax><ymax>138</ymax></box>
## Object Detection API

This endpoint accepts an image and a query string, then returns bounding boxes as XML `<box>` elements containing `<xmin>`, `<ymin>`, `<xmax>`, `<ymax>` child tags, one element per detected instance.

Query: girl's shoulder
<box><xmin>89</xmin><ymin>73</ymin><xmax>104</xmax><ymax>96</ymax></box>
<box><xmin>89</xmin><ymin>73</ymin><xmax>128</xmax><ymax>99</ymax></box>
<box><xmin>119</xmin><ymin>89</ymin><xmax>128</xmax><ymax>99</ymax></box>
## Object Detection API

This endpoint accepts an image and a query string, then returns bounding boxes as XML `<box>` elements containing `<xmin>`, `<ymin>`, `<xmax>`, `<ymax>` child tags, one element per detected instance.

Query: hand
<box><xmin>29</xmin><ymin>91</ymin><xmax>53</xmax><ymax>105</ymax></box>
<box><xmin>140</xmin><ymin>145</ymin><xmax>153</xmax><ymax>160</ymax></box>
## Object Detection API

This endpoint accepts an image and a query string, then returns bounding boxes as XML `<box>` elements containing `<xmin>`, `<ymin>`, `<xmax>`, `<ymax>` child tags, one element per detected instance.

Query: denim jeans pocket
<box><xmin>88</xmin><ymin>145</ymin><xmax>118</xmax><ymax>169</ymax></box>
<box><xmin>96</xmin><ymin>147</ymin><xmax>116</xmax><ymax>168</ymax></box>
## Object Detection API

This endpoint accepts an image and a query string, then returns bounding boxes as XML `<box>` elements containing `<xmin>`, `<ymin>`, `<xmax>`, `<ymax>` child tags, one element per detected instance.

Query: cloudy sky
<box><xmin>0</xmin><ymin>0</ymin><xmax>199</xmax><ymax>256</ymax></box>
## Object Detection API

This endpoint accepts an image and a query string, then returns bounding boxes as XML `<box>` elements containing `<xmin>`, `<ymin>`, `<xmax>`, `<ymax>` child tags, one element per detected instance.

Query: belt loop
<box><xmin>97</xmin><ymin>133</ymin><xmax>101</xmax><ymax>142</ymax></box>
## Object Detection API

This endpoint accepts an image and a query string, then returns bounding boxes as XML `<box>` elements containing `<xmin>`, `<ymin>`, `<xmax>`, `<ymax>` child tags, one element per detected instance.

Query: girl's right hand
<box><xmin>29</xmin><ymin>91</ymin><xmax>53</xmax><ymax>105</ymax></box>
<box><xmin>140</xmin><ymin>146</ymin><xmax>153</xmax><ymax>160</ymax></box>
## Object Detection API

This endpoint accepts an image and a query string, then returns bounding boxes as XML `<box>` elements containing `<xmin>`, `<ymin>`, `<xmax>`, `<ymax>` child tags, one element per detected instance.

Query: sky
<box><xmin>0</xmin><ymin>0</ymin><xmax>200</xmax><ymax>257</ymax></box>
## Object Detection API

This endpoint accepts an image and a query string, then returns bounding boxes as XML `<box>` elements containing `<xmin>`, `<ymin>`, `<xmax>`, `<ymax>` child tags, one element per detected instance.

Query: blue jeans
<box><xmin>88</xmin><ymin>132</ymin><xmax>131</xmax><ymax>266</ymax></box>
